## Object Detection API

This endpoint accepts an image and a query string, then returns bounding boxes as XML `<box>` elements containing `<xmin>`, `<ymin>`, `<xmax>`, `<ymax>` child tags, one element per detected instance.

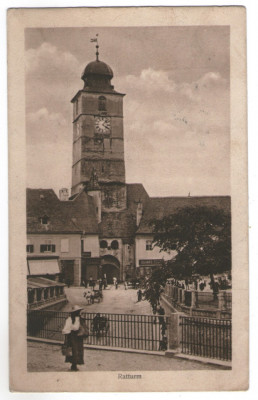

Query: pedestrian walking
<box><xmin>103</xmin><ymin>274</ymin><xmax>107</xmax><ymax>289</ymax></box>
<box><xmin>152</xmin><ymin>301</ymin><xmax>157</xmax><ymax>315</ymax></box>
<box><xmin>159</xmin><ymin>334</ymin><xmax>168</xmax><ymax>351</ymax></box>
<box><xmin>115</xmin><ymin>280</ymin><xmax>118</xmax><ymax>289</ymax></box>
<box><xmin>89</xmin><ymin>276</ymin><xmax>93</xmax><ymax>289</ymax></box>
<box><xmin>62</xmin><ymin>305</ymin><xmax>86</xmax><ymax>371</ymax></box>
<box><xmin>157</xmin><ymin>304</ymin><xmax>165</xmax><ymax>325</ymax></box>
<box><xmin>137</xmin><ymin>289</ymin><xmax>142</xmax><ymax>302</ymax></box>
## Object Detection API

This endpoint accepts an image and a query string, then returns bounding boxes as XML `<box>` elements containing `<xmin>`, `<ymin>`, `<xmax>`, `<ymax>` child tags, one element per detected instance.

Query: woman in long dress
<box><xmin>62</xmin><ymin>305</ymin><xmax>84</xmax><ymax>371</ymax></box>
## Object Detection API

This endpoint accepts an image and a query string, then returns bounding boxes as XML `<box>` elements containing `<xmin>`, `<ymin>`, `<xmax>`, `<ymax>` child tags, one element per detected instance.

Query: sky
<box><xmin>25</xmin><ymin>26</ymin><xmax>230</xmax><ymax>197</ymax></box>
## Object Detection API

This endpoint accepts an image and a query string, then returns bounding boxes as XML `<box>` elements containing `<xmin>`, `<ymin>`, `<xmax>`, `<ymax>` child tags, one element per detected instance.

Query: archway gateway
<box><xmin>101</xmin><ymin>255</ymin><xmax>120</xmax><ymax>283</ymax></box>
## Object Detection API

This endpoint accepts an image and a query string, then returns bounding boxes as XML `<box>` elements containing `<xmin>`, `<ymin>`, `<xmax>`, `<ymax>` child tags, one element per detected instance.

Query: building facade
<box><xmin>26</xmin><ymin>49</ymin><xmax>231</xmax><ymax>286</ymax></box>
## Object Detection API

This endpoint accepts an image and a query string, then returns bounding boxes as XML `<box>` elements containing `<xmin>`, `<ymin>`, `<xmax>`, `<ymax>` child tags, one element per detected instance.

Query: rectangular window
<box><xmin>61</xmin><ymin>238</ymin><xmax>69</xmax><ymax>253</ymax></box>
<box><xmin>26</xmin><ymin>244</ymin><xmax>34</xmax><ymax>253</ymax></box>
<box><xmin>84</xmin><ymin>252</ymin><xmax>91</xmax><ymax>258</ymax></box>
<box><xmin>146</xmin><ymin>240</ymin><xmax>152</xmax><ymax>251</ymax></box>
<box><xmin>40</xmin><ymin>244</ymin><xmax>56</xmax><ymax>253</ymax></box>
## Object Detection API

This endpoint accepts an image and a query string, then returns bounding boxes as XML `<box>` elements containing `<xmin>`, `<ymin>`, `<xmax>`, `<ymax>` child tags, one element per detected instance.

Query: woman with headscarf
<box><xmin>62</xmin><ymin>305</ymin><xmax>85</xmax><ymax>371</ymax></box>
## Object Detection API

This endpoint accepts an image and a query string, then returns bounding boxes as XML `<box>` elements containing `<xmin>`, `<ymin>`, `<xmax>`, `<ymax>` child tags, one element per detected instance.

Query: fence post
<box><xmin>191</xmin><ymin>290</ymin><xmax>197</xmax><ymax>307</ymax></box>
<box><xmin>181</xmin><ymin>289</ymin><xmax>185</xmax><ymax>304</ymax></box>
<box><xmin>218</xmin><ymin>291</ymin><xmax>228</xmax><ymax>310</ymax></box>
<box><xmin>167</xmin><ymin>312</ymin><xmax>182</xmax><ymax>351</ymax></box>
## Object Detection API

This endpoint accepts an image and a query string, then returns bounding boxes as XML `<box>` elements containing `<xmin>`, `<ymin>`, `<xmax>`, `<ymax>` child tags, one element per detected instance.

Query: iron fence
<box><xmin>165</xmin><ymin>283</ymin><xmax>232</xmax><ymax>313</ymax></box>
<box><xmin>180</xmin><ymin>315</ymin><xmax>232</xmax><ymax>361</ymax></box>
<box><xmin>27</xmin><ymin>310</ymin><xmax>169</xmax><ymax>352</ymax></box>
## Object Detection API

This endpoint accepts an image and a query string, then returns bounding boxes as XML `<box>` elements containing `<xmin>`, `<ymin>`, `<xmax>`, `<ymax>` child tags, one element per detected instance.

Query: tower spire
<box><xmin>90</xmin><ymin>33</ymin><xmax>99</xmax><ymax>61</ymax></box>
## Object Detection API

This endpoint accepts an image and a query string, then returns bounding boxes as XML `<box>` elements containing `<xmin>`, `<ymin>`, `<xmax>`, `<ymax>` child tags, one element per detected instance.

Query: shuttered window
<box><xmin>40</xmin><ymin>244</ymin><xmax>56</xmax><ymax>253</ymax></box>
<box><xmin>61</xmin><ymin>238</ymin><xmax>69</xmax><ymax>253</ymax></box>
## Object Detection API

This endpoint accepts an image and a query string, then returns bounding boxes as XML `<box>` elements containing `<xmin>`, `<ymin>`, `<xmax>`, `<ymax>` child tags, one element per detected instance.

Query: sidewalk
<box><xmin>27</xmin><ymin>341</ymin><xmax>228</xmax><ymax>372</ymax></box>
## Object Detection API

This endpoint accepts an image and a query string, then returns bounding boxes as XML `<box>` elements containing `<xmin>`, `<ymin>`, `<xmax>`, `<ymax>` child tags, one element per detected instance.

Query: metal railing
<box><xmin>27</xmin><ymin>310</ymin><xmax>169</xmax><ymax>352</ymax></box>
<box><xmin>27</xmin><ymin>294</ymin><xmax>67</xmax><ymax>310</ymax></box>
<box><xmin>179</xmin><ymin>315</ymin><xmax>232</xmax><ymax>361</ymax></box>
<box><xmin>164</xmin><ymin>283</ymin><xmax>232</xmax><ymax>319</ymax></box>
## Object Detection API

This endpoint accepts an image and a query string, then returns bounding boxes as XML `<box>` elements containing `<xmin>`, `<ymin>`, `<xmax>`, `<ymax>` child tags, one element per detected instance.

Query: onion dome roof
<box><xmin>82</xmin><ymin>60</ymin><xmax>113</xmax><ymax>80</ymax></box>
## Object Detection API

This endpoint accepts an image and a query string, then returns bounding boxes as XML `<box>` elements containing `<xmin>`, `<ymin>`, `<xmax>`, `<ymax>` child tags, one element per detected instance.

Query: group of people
<box><xmin>82</xmin><ymin>277</ymin><xmax>108</xmax><ymax>291</ymax></box>
<box><xmin>168</xmin><ymin>274</ymin><xmax>232</xmax><ymax>294</ymax></box>
<box><xmin>82</xmin><ymin>276</ymin><xmax>124</xmax><ymax>290</ymax></box>
<box><xmin>62</xmin><ymin>276</ymin><xmax>169</xmax><ymax>371</ymax></box>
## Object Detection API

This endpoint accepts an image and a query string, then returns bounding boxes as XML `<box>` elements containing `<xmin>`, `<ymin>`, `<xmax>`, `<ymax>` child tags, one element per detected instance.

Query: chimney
<box><xmin>59</xmin><ymin>188</ymin><xmax>69</xmax><ymax>201</ymax></box>
<box><xmin>136</xmin><ymin>201</ymin><xmax>143</xmax><ymax>227</ymax></box>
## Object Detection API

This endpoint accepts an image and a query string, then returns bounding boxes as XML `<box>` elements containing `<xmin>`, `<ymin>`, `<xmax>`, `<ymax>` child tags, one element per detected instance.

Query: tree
<box><xmin>151</xmin><ymin>206</ymin><xmax>231</xmax><ymax>284</ymax></box>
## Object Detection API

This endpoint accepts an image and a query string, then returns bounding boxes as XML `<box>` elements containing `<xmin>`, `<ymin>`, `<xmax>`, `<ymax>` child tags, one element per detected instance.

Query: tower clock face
<box><xmin>95</xmin><ymin>116</ymin><xmax>111</xmax><ymax>135</ymax></box>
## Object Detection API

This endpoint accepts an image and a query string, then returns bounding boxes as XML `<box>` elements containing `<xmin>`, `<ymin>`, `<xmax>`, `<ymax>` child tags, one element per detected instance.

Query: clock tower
<box><xmin>71</xmin><ymin>45</ymin><xmax>127</xmax><ymax>211</ymax></box>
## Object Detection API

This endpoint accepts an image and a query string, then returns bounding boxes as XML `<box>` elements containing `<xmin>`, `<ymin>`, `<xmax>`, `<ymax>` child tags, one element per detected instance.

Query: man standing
<box><xmin>137</xmin><ymin>289</ymin><xmax>142</xmax><ymax>302</ymax></box>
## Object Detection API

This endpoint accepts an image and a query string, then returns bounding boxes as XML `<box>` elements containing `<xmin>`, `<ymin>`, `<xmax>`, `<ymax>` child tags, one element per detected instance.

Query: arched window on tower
<box><xmin>111</xmin><ymin>240</ymin><xmax>119</xmax><ymax>250</ymax></box>
<box><xmin>98</xmin><ymin>96</ymin><xmax>106</xmax><ymax>111</ymax></box>
<box><xmin>100</xmin><ymin>240</ymin><xmax>108</xmax><ymax>249</ymax></box>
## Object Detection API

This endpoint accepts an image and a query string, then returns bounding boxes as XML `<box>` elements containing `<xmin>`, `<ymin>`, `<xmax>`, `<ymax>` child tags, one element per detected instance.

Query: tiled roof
<box><xmin>27</xmin><ymin>188</ymin><xmax>98</xmax><ymax>234</ymax></box>
<box><xmin>136</xmin><ymin>196</ymin><xmax>231</xmax><ymax>234</ymax></box>
<box><xmin>126</xmin><ymin>183</ymin><xmax>149</xmax><ymax>211</ymax></box>
<box><xmin>27</xmin><ymin>187</ymin><xmax>230</xmax><ymax>239</ymax></box>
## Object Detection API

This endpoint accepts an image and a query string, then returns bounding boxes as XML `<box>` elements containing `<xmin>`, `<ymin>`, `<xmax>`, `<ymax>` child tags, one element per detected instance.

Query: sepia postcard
<box><xmin>8</xmin><ymin>6</ymin><xmax>248</xmax><ymax>392</ymax></box>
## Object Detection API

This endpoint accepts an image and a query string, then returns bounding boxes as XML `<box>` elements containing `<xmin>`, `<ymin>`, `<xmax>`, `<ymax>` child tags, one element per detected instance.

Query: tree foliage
<box><xmin>151</xmin><ymin>206</ymin><xmax>231</xmax><ymax>279</ymax></box>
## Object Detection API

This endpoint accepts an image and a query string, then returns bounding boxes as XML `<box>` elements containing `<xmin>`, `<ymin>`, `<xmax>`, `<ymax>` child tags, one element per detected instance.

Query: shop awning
<box><xmin>28</xmin><ymin>259</ymin><xmax>60</xmax><ymax>276</ymax></box>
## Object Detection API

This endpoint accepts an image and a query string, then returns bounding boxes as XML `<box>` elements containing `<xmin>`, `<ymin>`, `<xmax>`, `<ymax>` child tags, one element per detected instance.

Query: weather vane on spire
<box><xmin>90</xmin><ymin>34</ymin><xmax>99</xmax><ymax>61</ymax></box>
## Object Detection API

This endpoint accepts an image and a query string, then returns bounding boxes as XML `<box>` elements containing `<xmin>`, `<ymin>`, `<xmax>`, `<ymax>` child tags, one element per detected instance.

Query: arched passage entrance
<box><xmin>101</xmin><ymin>255</ymin><xmax>120</xmax><ymax>284</ymax></box>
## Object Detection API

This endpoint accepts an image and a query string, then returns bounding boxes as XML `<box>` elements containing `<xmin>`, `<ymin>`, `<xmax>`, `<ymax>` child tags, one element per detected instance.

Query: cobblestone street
<box><xmin>62</xmin><ymin>284</ymin><xmax>153</xmax><ymax>314</ymax></box>
<box><xmin>27</xmin><ymin>341</ymin><xmax>225</xmax><ymax>372</ymax></box>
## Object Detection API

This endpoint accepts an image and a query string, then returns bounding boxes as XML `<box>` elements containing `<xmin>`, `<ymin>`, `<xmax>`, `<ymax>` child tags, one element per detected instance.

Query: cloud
<box><xmin>120</xmin><ymin>68</ymin><xmax>229</xmax><ymax>137</ymax></box>
<box><xmin>125</xmin><ymin>68</ymin><xmax>176</xmax><ymax>95</ymax></box>
<box><xmin>119</xmin><ymin>68</ymin><xmax>230</xmax><ymax>195</ymax></box>
<box><xmin>25</xmin><ymin>42</ymin><xmax>83</xmax><ymax>117</ymax></box>
<box><xmin>26</xmin><ymin>42</ymin><xmax>82</xmax><ymax>82</ymax></box>
<box><xmin>179</xmin><ymin>72</ymin><xmax>227</xmax><ymax>102</ymax></box>
<box><xmin>25</xmin><ymin>43</ymin><xmax>82</xmax><ymax>147</ymax></box>
<box><xmin>25</xmin><ymin>40</ymin><xmax>230</xmax><ymax>196</ymax></box>
<box><xmin>27</xmin><ymin>142</ymin><xmax>72</xmax><ymax>196</ymax></box>
<box><xmin>27</xmin><ymin>108</ymin><xmax>66</xmax><ymax>126</ymax></box>
<box><xmin>26</xmin><ymin>106</ymin><xmax>70</xmax><ymax>147</ymax></box>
